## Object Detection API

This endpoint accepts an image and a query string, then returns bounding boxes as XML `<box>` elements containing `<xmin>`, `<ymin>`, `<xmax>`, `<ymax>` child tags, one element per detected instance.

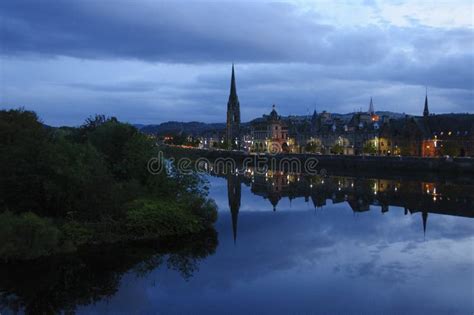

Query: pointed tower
<box><xmin>227</xmin><ymin>173</ymin><xmax>241</xmax><ymax>244</ymax></box>
<box><xmin>226</xmin><ymin>64</ymin><xmax>241</xmax><ymax>147</ymax></box>
<box><xmin>423</xmin><ymin>89</ymin><xmax>429</xmax><ymax>117</ymax></box>
<box><xmin>311</xmin><ymin>109</ymin><xmax>319</xmax><ymax>134</ymax></box>
<box><xmin>311</xmin><ymin>109</ymin><xmax>318</xmax><ymax>122</ymax></box>
<box><xmin>368</xmin><ymin>97</ymin><xmax>374</xmax><ymax>115</ymax></box>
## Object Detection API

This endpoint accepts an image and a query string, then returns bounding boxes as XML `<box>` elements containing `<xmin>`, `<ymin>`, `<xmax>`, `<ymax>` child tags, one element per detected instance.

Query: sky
<box><xmin>1</xmin><ymin>0</ymin><xmax>473</xmax><ymax>126</ymax></box>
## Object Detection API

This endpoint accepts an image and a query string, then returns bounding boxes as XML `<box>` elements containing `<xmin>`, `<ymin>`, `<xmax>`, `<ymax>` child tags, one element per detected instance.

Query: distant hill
<box><xmin>140</xmin><ymin>121</ymin><xmax>226</xmax><ymax>136</ymax></box>
<box><xmin>136</xmin><ymin>112</ymin><xmax>458</xmax><ymax>136</ymax></box>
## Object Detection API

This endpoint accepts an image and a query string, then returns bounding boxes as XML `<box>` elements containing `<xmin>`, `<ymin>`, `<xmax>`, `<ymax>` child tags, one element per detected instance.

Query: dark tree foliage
<box><xmin>0</xmin><ymin>109</ymin><xmax>214</xmax><ymax>225</ymax></box>
<box><xmin>0</xmin><ymin>109</ymin><xmax>52</xmax><ymax>213</ymax></box>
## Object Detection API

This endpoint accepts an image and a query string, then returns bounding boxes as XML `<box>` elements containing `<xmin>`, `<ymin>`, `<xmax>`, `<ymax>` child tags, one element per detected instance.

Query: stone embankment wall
<box><xmin>161</xmin><ymin>146</ymin><xmax>474</xmax><ymax>175</ymax></box>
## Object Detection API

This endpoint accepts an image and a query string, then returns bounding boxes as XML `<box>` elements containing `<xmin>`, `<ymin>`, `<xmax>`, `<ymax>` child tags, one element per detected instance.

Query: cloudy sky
<box><xmin>1</xmin><ymin>0</ymin><xmax>473</xmax><ymax>126</ymax></box>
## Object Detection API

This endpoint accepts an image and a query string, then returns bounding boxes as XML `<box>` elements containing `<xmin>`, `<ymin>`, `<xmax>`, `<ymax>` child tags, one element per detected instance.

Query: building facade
<box><xmin>221</xmin><ymin>76</ymin><xmax>473</xmax><ymax>157</ymax></box>
<box><xmin>251</xmin><ymin>105</ymin><xmax>292</xmax><ymax>153</ymax></box>
<box><xmin>379</xmin><ymin>94</ymin><xmax>474</xmax><ymax>157</ymax></box>
<box><xmin>298</xmin><ymin>99</ymin><xmax>382</xmax><ymax>155</ymax></box>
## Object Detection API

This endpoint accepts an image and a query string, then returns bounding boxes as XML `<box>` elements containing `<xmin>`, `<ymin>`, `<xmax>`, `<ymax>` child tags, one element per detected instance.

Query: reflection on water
<box><xmin>0</xmin><ymin>231</ymin><xmax>217</xmax><ymax>314</ymax></box>
<box><xmin>224</xmin><ymin>169</ymin><xmax>473</xmax><ymax>243</ymax></box>
<box><xmin>1</xmin><ymin>170</ymin><xmax>473</xmax><ymax>314</ymax></box>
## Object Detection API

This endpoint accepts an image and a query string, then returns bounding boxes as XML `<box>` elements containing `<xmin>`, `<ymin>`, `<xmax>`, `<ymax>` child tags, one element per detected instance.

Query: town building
<box><xmin>219</xmin><ymin>69</ymin><xmax>472</xmax><ymax>157</ymax></box>
<box><xmin>245</xmin><ymin>93</ymin><xmax>473</xmax><ymax>157</ymax></box>
<box><xmin>298</xmin><ymin>99</ymin><xmax>382</xmax><ymax>155</ymax></box>
<box><xmin>250</xmin><ymin>105</ymin><xmax>292</xmax><ymax>153</ymax></box>
<box><xmin>379</xmin><ymin>93</ymin><xmax>474</xmax><ymax>157</ymax></box>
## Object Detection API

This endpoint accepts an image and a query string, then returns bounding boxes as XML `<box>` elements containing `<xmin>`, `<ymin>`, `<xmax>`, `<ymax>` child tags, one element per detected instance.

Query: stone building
<box><xmin>379</xmin><ymin>94</ymin><xmax>474</xmax><ymax>157</ymax></box>
<box><xmin>243</xmin><ymin>90</ymin><xmax>472</xmax><ymax>157</ymax></box>
<box><xmin>250</xmin><ymin>105</ymin><xmax>291</xmax><ymax>153</ymax></box>
<box><xmin>301</xmin><ymin>99</ymin><xmax>382</xmax><ymax>155</ymax></box>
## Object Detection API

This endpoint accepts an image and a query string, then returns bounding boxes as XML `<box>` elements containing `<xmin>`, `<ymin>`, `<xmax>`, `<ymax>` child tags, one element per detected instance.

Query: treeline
<box><xmin>0</xmin><ymin>109</ymin><xmax>217</xmax><ymax>260</ymax></box>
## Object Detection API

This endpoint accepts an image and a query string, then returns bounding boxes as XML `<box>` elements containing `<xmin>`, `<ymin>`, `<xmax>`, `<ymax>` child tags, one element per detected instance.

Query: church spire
<box><xmin>226</xmin><ymin>64</ymin><xmax>241</xmax><ymax>146</ymax></box>
<box><xmin>423</xmin><ymin>88</ymin><xmax>429</xmax><ymax>117</ymax></box>
<box><xmin>229</xmin><ymin>63</ymin><xmax>238</xmax><ymax>103</ymax></box>
<box><xmin>368</xmin><ymin>97</ymin><xmax>374</xmax><ymax>115</ymax></box>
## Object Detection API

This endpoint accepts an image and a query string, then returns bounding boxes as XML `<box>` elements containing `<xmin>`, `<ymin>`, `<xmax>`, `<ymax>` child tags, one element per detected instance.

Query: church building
<box><xmin>226</xmin><ymin>64</ymin><xmax>241</xmax><ymax>148</ymax></box>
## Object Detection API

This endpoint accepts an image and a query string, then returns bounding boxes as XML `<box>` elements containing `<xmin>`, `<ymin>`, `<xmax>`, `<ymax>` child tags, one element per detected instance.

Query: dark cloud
<box><xmin>66</xmin><ymin>80</ymin><xmax>157</xmax><ymax>93</ymax></box>
<box><xmin>2</xmin><ymin>1</ymin><xmax>470</xmax><ymax>68</ymax></box>
<box><xmin>0</xmin><ymin>0</ymin><xmax>472</xmax><ymax>124</ymax></box>
<box><xmin>1</xmin><ymin>0</ymin><xmax>331</xmax><ymax>63</ymax></box>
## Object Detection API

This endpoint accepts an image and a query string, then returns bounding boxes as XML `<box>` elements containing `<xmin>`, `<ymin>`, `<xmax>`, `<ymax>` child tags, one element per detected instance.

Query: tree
<box><xmin>363</xmin><ymin>142</ymin><xmax>377</xmax><ymax>155</ymax></box>
<box><xmin>0</xmin><ymin>110</ymin><xmax>167</xmax><ymax>219</ymax></box>
<box><xmin>0</xmin><ymin>109</ymin><xmax>219</xmax><ymax>260</ymax></box>
<box><xmin>305</xmin><ymin>141</ymin><xmax>321</xmax><ymax>153</ymax></box>
<box><xmin>439</xmin><ymin>140</ymin><xmax>462</xmax><ymax>157</ymax></box>
<box><xmin>331</xmin><ymin>143</ymin><xmax>344</xmax><ymax>155</ymax></box>
<box><xmin>399</xmin><ymin>143</ymin><xmax>412</xmax><ymax>156</ymax></box>
<box><xmin>0</xmin><ymin>109</ymin><xmax>52</xmax><ymax>213</ymax></box>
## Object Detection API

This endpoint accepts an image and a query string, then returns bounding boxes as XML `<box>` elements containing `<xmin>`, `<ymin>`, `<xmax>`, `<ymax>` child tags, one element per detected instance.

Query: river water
<box><xmin>1</xmin><ymin>172</ymin><xmax>473</xmax><ymax>314</ymax></box>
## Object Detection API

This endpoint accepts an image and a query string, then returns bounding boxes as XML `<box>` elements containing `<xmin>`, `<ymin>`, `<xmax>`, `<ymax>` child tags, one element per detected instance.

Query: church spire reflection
<box><xmin>422</xmin><ymin>211</ymin><xmax>428</xmax><ymax>238</ymax></box>
<box><xmin>227</xmin><ymin>173</ymin><xmax>241</xmax><ymax>244</ymax></box>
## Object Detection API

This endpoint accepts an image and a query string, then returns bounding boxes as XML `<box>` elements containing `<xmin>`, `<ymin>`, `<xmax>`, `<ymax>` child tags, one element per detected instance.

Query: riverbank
<box><xmin>0</xmin><ymin>110</ymin><xmax>217</xmax><ymax>262</ymax></box>
<box><xmin>161</xmin><ymin>145</ymin><xmax>474</xmax><ymax>176</ymax></box>
<box><xmin>0</xmin><ymin>197</ymin><xmax>217</xmax><ymax>262</ymax></box>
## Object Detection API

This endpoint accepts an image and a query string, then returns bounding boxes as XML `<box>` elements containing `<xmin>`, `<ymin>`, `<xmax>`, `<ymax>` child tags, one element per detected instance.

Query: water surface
<box><xmin>1</xmin><ymin>173</ymin><xmax>473</xmax><ymax>314</ymax></box>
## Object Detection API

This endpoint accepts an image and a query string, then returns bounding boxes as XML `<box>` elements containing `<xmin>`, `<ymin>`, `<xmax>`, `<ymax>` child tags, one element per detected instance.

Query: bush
<box><xmin>331</xmin><ymin>143</ymin><xmax>344</xmax><ymax>155</ymax></box>
<box><xmin>125</xmin><ymin>199</ymin><xmax>207</xmax><ymax>238</ymax></box>
<box><xmin>0</xmin><ymin>212</ymin><xmax>61</xmax><ymax>261</ymax></box>
<box><xmin>363</xmin><ymin>142</ymin><xmax>377</xmax><ymax>155</ymax></box>
<box><xmin>180</xmin><ymin>195</ymin><xmax>218</xmax><ymax>226</ymax></box>
<box><xmin>61</xmin><ymin>221</ymin><xmax>94</xmax><ymax>246</ymax></box>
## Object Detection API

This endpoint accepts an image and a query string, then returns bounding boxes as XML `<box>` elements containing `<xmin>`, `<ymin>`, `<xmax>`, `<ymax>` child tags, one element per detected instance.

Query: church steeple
<box><xmin>368</xmin><ymin>97</ymin><xmax>379</xmax><ymax>121</ymax></box>
<box><xmin>423</xmin><ymin>89</ymin><xmax>429</xmax><ymax>117</ymax></box>
<box><xmin>229</xmin><ymin>63</ymin><xmax>238</xmax><ymax>103</ymax></box>
<box><xmin>368</xmin><ymin>97</ymin><xmax>374</xmax><ymax>115</ymax></box>
<box><xmin>226</xmin><ymin>64</ymin><xmax>241</xmax><ymax>147</ymax></box>
<box><xmin>311</xmin><ymin>109</ymin><xmax>320</xmax><ymax>133</ymax></box>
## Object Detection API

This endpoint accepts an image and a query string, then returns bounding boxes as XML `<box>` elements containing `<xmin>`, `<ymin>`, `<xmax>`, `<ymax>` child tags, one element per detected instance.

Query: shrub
<box><xmin>61</xmin><ymin>221</ymin><xmax>94</xmax><ymax>246</ymax></box>
<box><xmin>0</xmin><ymin>212</ymin><xmax>61</xmax><ymax>261</ymax></box>
<box><xmin>125</xmin><ymin>199</ymin><xmax>204</xmax><ymax>238</ymax></box>
<box><xmin>181</xmin><ymin>195</ymin><xmax>218</xmax><ymax>226</ymax></box>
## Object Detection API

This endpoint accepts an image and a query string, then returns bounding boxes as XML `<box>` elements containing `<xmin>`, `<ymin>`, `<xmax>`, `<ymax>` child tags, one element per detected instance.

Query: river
<box><xmin>1</xmin><ymin>171</ymin><xmax>473</xmax><ymax>314</ymax></box>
